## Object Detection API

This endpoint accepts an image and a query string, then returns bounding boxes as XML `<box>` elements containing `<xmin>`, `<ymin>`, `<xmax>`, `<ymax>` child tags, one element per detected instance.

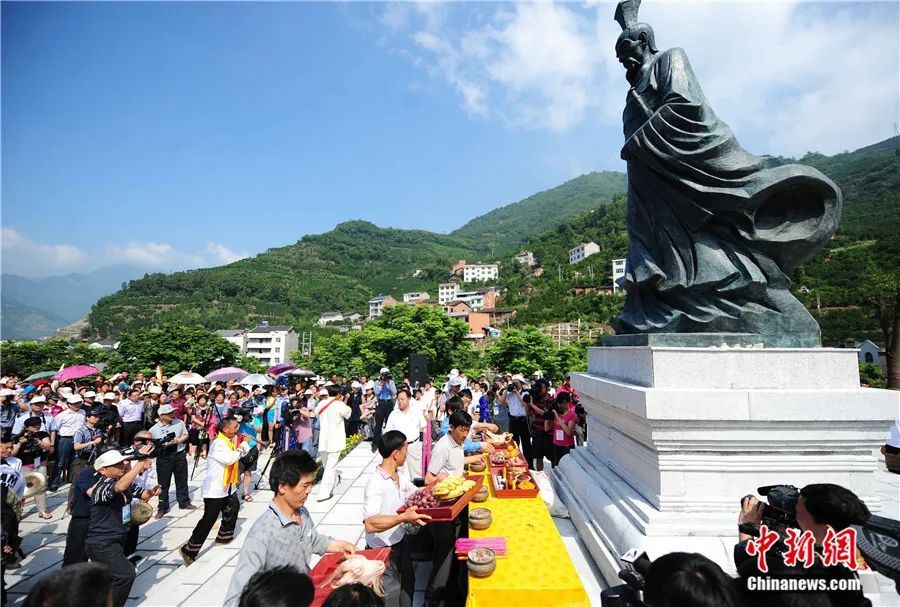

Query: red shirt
<box><xmin>169</xmin><ymin>398</ymin><xmax>187</xmax><ymax>421</ymax></box>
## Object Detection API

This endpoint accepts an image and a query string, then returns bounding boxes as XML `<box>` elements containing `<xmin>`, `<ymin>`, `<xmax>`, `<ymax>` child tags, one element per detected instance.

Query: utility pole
<box><xmin>557</xmin><ymin>264</ymin><xmax>562</xmax><ymax>281</ymax></box>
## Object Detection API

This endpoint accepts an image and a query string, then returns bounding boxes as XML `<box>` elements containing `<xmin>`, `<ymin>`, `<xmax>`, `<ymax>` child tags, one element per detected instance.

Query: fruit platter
<box><xmin>397</xmin><ymin>474</ymin><xmax>484</xmax><ymax>522</ymax></box>
<box><xmin>488</xmin><ymin>465</ymin><xmax>540</xmax><ymax>499</ymax></box>
<box><xmin>487</xmin><ymin>443</ymin><xmax>528</xmax><ymax>469</ymax></box>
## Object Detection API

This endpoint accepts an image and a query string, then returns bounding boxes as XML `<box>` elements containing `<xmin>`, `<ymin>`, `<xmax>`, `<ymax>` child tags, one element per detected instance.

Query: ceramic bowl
<box><xmin>467</xmin><ymin>547</ymin><xmax>497</xmax><ymax>578</ymax></box>
<box><xmin>472</xmin><ymin>485</ymin><xmax>490</xmax><ymax>503</ymax></box>
<box><xmin>469</xmin><ymin>460</ymin><xmax>487</xmax><ymax>473</ymax></box>
<box><xmin>469</xmin><ymin>507</ymin><xmax>492</xmax><ymax>531</ymax></box>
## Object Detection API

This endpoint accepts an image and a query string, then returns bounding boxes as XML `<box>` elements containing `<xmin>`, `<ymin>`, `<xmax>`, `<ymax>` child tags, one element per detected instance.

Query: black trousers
<box><xmin>509</xmin><ymin>416</ymin><xmax>533</xmax><ymax>468</ymax></box>
<box><xmin>62</xmin><ymin>516</ymin><xmax>90</xmax><ymax>566</ymax></box>
<box><xmin>156</xmin><ymin>450</ymin><xmax>190</xmax><ymax>512</ymax></box>
<box><xmin>85</xmin><ymin>538</ymin><xmax>135</xmax><ymax>607</ymax></box>
<box><xmin>184</xmin><ymin>493</ymin><xmax>239</xmax><ymax>559</ymax></box>
<box><xmin>369</xmin><ymin>537</ymin><xmax>414</xmax><ymax>607</ymax></box>
<box><xmin>553</xmin><ymin>444</ymin><xmax>571</xmax><ymax>468</ymax></box>
<box><xmin>373</xmin><ymin>400</ymin><xmax>394</xmax><ymax>450</ymax></box>
<box><xmin>48</xmin><ymin>436</ymin><xmax>74</xmax><ymax>488</ymax></box>
<box><xmin>425</xmin><ymin>506</ymin><xmax>468</xmax><ymax>607</ymax></box>
<box><xmin>120</xmin><ymin>421</ymin><xmax>142</xmax><ymax>448</ymax></box>
<box><xmin>125</xmin><ymin>521</ymin><xmax>141</xmax><ymax>556</ymax></box>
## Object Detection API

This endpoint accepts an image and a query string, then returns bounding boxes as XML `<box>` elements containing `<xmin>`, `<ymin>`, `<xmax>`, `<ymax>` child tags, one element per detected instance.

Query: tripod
<box><xmin>190</xmin><ymin>405</ymin><xmax>215</xmax><ymax>481</ymax></box>
<box><xmin>254</xmin><ymin>422</ymin><xmax>287</xmax><ymax>491</ymax></box>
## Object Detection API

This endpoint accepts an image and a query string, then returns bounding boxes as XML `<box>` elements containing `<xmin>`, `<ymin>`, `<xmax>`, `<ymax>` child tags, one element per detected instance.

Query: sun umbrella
<box><xmin>279</xmin><ymin>368</ymin><xmax>316</xmax><ymax>378</ymax></box>
<box><xmin>267</xmin><ymin>363</ymin><xmax>295</xmax><ymax>375</ymax></box>
<box><xmin>24</xmin><ymin>371</ymin><xmax>57</xmax><ymax>382</ymax></box>
<box><xmin>205</xmin><ymin>367</ymin><xmax>248</xmax><ymax>383</ymax></box>
<box><xmin>53</xmin><ymin>365</ymin><xmax>99</xmax><ymax>382</ymax></box>
<box><xmin>169</xmin><ymin>371</ymin><xmax>207</xmax><ymax>385</ymax></box>
<box><xmin>238</xmin><ymin>373</ymin><xmax>275</xmax><ymax>387</ymax></box>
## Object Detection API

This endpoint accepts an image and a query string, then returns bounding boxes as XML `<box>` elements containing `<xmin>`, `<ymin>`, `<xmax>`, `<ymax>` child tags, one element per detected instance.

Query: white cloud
<box><xmin>380</xmin><ymin>1</ymin><xmax>899</xmax><ymax>155</ymax></box>
<box><xmin>1</xmin><ymin>227</ymin><xmax>90</xmax><ymax>277</ymax></box>
<box><xmin>204</xmin><ymin>242</ymin><xmax>247</xmax><ymax>266</ymax></box>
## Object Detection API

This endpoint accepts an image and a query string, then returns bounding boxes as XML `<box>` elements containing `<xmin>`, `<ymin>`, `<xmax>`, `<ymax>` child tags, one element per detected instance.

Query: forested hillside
<box><xmin>88</xmin><ymin>221</ymin><xmax>482</xmax><ymax>338</ymax></box>
<box><xmin>450</xmin><ymin>171</ymin><xmax>626</xmax><ymax>254</ymax></box>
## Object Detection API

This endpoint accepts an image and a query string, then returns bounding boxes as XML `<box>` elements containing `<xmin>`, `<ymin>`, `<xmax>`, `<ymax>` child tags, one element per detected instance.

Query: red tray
<box><xmin>486</xmin><ymin>451</ymin><xmax>528</xmax><ymax>469</ymax></box>
<box><xmin>396</xmin><ymin>475</ymin><xmax>484</xmax><ymax>522</ymax></box>
<box><xmin>309</xmin><ymin>548</ymin><xmax>391</xmax><ymax>607</ymax></box>
<box><xmin>488</xmin><ymin>466</ymin><xmax>540</xmax><ymax>499</ymax></box>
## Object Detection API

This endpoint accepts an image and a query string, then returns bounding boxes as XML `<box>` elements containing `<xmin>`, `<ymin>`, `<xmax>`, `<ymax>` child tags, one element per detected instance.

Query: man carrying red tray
<box><xmin>363</xmin><ymin>430</ymin><xmax>431</xmax><ymax>607</ymax></box>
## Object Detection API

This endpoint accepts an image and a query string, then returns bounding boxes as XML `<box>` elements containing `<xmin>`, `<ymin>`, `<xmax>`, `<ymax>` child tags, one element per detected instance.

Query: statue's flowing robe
<box><xmin>612</xmin><ymin>48</ymin><xmax>841</xmax><ymax>346</ymax></box>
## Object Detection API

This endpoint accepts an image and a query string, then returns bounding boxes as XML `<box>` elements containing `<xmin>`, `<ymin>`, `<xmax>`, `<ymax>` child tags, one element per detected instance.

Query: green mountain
<box><xmin>87</xmin><ymin>137</ymin><xmax>897</xmax><ymax>343</ymax></box>
<box><xmin>88</xmin><ymin>221</ymin><xmax>483</xmax><ymax>338</ymax></box>
<box><xmin>1</xmin><ymin>295</ymin><xmax>70</xmax><ymax>340</ymax></box>
<box><xmin>450</xmin><ymin>171</ymin><xmax>627</xmax><ymax>254</ymax></box>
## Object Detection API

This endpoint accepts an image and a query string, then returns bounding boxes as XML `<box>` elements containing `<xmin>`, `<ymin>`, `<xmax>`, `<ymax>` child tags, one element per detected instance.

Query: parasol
<box><xmin>169</xmin><ymin>371</ymin><xmax>208</xmax><ymax>385</ymax></box>
<box><xmin>238</xmin><ymin>373</ymin><xmax>275</xmax><ymax>387</ymax></box>
<box><xmin>24</xmin><ymin>371</ymin><xmax>57</xmax><ymax>382</ymax></box>
<box><xmin>204</xmin><ymin>367</ymin><xmax>249</xmax><ymax>383</ymax></box>
<box><xmin>267</xmin><ymin>363</ymin><xmax>295</xmax><ymax>375</ymax></box>
<box><xmin>53</xmin><ymin>365</ymin><xmax>99</xmax><ymax>382</ymax></box>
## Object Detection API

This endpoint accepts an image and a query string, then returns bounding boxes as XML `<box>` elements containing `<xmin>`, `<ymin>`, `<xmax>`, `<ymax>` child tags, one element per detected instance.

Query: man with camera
<box><xmin>83</xmin><ymin>446</ymin><xmax>160</xmax><ymax>607</ymax></box>
<box><xmin>736</xmin><ymin>483</ymin><xmax>872</xmax><ymax>606</ymax></box>
<box><xmin>68</xmin><ymin>407</ymin><xmax>105</xmax><ymax>509</ymax></box>
<box><xmin>372</xmin><ymin>368</ymin><xmax>397</xmax><ymax>453</ymax></box>
<box><xmin>148</xmin><ymin>403</ymin><xmax>195</xmax><ymax>519</ymax></box>
<box><xmin>498</xmin><ymin>375</ymin><xmax>533</xmax><ymax>468</ymax></box>
<box><xmin>12</xmin><ymin>417</ymin><xmax>52</xmax><ymax>520</ymax></box>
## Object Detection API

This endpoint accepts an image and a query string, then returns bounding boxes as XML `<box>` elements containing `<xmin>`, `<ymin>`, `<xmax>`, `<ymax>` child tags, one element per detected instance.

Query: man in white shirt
<box><xmin>363</xmin><ymin>430</ymin><xmax>431</xmax><ymax>607</ymax></box>
<box><xmin>384</xmin><ymin>389</ymin><xmax>427</xmax><ymax>483</ymax></box>
<box><xmin>48</xmin><ymin>394</ymin><xmax>86</xmax><ymax>491</ymax></box>
<box><xmin>181</xmin><ymin>416</ymin><xmax>250</xmax><ymax>566</ymax></box>
<box><xmin>11</xmin><ymin>397</ymin><xmax>51</xmax><ymax>434</ymax></box>
<box><xmin>499</xmin><ymin>375</ymin><xmax>533</xmax><ymax>467</ymax></box>
<box><xmin>116</xmin><ymin>389</ymin><xmax>144</xmax><ymax>446</ymax></box>
<box><xmin>315</xmin><ymin>385</ymin><xmax>351</xmax><ymax>502</ymax></box>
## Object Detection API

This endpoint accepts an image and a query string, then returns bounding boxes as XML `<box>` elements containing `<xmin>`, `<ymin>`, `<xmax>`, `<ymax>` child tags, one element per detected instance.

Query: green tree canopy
<box><xmin>483</xmin><ymin>326</ymin><xmax>587</xmax><ymax>381</ymax></box>
<box><xmin>299</xmin><ymin>305</ymin><xmax>470</xmax><ymax>378</ymax></box>
<box><xmin>0</xmin><ymin>339</ymin><xmax>109</xmax><ymax>378</ymax></box>
<box><xmin>105</xmin><ymin>322</ymin><xmax>261</xmax><ymax>376</ymax></box>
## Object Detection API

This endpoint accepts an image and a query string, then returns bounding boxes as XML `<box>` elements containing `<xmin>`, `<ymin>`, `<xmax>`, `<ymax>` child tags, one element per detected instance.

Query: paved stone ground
<box><xmin>5</xmin><ymin>443</ymin><xmax>895</xmax><ymax>606</ymax></box>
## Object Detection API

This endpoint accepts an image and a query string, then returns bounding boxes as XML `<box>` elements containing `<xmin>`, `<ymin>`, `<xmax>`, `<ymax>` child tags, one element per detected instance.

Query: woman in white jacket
<box><xmin>180</xmin><ymin>416</ymin><xmax>250</xmax><ymax>565</ymax></box>
<box><xmin>315</xmin><ymin>385</ymin><xmax>351</xmax><ymax>502</ymax></box>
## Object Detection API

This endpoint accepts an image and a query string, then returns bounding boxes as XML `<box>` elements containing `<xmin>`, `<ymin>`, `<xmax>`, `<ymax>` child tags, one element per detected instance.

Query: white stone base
<box><xmin>552</xmin><ymin>345</ymin><xmax>899</xmax><ymax>596</ymax></box>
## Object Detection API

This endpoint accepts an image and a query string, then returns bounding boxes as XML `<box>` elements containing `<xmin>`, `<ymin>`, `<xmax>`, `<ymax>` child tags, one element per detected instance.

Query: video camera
<box><xmin>739</xmin><ymin>484</ymin><xmax>799</xmax><ymax>541</ymax></box>
<box><xmin>600</xmin><ymin>549</ymin><xmax>652</xmax><ymax>607</ymax></box>
<box><xmin>854</xmin><ymin>514</ymin><xmax>900</xmax><ymax>594</ymax></box>
<box><xmin>120</xmin><ymin>431</ymin><xmax>176</xmax><ymax>460</ymax></box>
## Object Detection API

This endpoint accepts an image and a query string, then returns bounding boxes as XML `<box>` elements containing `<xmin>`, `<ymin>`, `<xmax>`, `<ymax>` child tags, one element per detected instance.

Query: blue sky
<box><xmin>3</xmin><ymin>1</ymin><xmax>898</xmax><ymax>278</ymax></box>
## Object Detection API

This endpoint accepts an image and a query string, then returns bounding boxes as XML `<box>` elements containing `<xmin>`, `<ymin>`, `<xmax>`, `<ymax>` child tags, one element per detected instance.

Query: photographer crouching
<box><xmin>149</xmin><ymin>404</ymin><xmax>195</xmax><ymax>519</ymax></box>
<box><xmin>736</xmin><ymin>483</ymin><xmax>872</xmax><ymax>606</ymax></box>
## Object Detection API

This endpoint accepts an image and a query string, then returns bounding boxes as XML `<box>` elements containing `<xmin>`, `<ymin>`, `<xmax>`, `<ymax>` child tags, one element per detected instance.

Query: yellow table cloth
<box><xmin>466</xmin><ymin>481</ymin><xmax>590</xmax><ymax>607</ymax></box>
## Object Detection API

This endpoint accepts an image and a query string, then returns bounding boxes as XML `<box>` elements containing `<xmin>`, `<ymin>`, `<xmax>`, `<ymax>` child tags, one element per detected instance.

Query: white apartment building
<box><xmin>317</xmin><ymin>312</ymin><xmax>344</xmax><ymax>326</ymax></box>
<box><xmin>403</xmin><ymin>291</ymin><xmax>430</xmax><ymax>303</ymax></box>
<box><xmin>438</xmin><ymin>283</ymin><xmax>458</xmax><ymax>305</ymax></box>
<box><xmin>569</xmin><ymin>242</ymin><xmax>600</xmax><ymax>265</ymax></box>
<box><xmin>462</xmin><ymin>264</ymin><xmax>499</xmax><ymax>283</ymax></box>
<box><xmin>612</xmin><ymin>258</ymin><xmax>627</xmax><ymax>293</ymax></box>
<box><xmin>214</xmin><ymin>329</ymin><xmax>247</xmax><ymax>353</ymax></box>
<box><xmin>244</xmin><ymin>322</ymin><xmax>298</xmax><ymax>366</ymax></box>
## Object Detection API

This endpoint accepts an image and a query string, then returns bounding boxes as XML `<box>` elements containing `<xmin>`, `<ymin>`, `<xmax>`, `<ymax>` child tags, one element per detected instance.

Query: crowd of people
<box><xmin>0</xmin><ymin>368</ymin><xmax>893</xmax><ymax>607</ymax></box>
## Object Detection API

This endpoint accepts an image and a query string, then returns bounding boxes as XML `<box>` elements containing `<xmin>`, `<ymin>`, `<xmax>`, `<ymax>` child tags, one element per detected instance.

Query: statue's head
<box><xmin>615</xmin><ymin>23</ymin><xmax>658</xmax><ymax>85</ymax></box>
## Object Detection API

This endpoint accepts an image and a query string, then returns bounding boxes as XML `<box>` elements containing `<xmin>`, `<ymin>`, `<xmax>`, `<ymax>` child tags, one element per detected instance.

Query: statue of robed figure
<box><xmin>609</xmin><ymin>0</ymin><xmax>841</xmax><ymax>347</ymax></box>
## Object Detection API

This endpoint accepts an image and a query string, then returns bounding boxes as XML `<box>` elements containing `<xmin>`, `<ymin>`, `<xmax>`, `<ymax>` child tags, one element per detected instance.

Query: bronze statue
<box><xmin>609</xmin><ymin>0</ymin><xmax>841</xmax><ymax>348</ymax></box>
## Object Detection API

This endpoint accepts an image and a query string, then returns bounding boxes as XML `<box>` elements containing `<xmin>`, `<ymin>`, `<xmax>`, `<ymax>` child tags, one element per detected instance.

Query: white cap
<box><xmin>448</xmin><ymin>376</ymin><xmax>464</xmax><ymax>387</ymax></box>
<box><xmin>888</xmin><ymin>420</ymin><xmax>900</xmax><ymax>449</ymax></box>
<box><xmin>364</xmin><ymin>381</ymin><xmax>375</xmax><ymax>391</ymax></box>
<box><xmin>148</xmin><ymin>385</ymin><xmax>162</xmax><ymax>394</ymax></box>
<box><xmin>304</xmin><ymin>389</ymin><xmax>314</xmax><ymax>395</ymax></box>
<box><xmin>380</xmin><ymin>367</ymin><xmax>390</xmax><ymax>374</ymax></box>
<box><xmin>30</xmin><ymin>396</ymin><xmax>46</xmax><ymax>404</ymax></box>
<box><xmin>157</xmin><ymin>404</ymin><xmax>175</xmax><ymax>415</ymax></box>
<box><xmin>351</xmin><ymin>381</ymin><xmax>361</xmax><ymax>389</ymax></box>
<box><xmin>511</xmin><ymin>374</ymin><xmax>525</xmax><ymax>381</ymax></box>
<box><xmin>318</xmin><ymin>388</ymin><xmax>329</xmax><ymax>396</ymax></box>
<box><xmin>0</xmin><ymin>388</ymin><xmax>16</xmax><ymax>397</ymax></box>
<box><xmin>450</xmin><ymin>368</ymin><xmax>459</xmax><ymax>377</ymax></box>
<box><xmin>66</xmin><ymin>395</ymin><xmax>83</xmax><ymax>404</ymax></box>
<box><xmin>103</xmin><ymin>392</ymin><xmax>116</xmax><ymax>400</ymax></box>
<box><xmin>324</xmin><ymin>381</ymin><xmax>334</xmax><ymax>386</ymax></box>
<box><xmin>59</xmin><ymin>387</ymin><xmax>73</xmax><ymax>396</ymax></box>
<box><xmin>94</xmin><ymin>450</ymin><xmax>128</xmax><ymax>471</ymax></box>
<box><xmin>83</xmin><ymin>391</ymin><xmax>96</xmax><ymax>398</ymax></box>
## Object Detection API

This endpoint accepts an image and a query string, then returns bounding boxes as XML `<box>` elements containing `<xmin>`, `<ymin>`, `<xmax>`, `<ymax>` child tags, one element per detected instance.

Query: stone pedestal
<box><xmin>551</xmin><ymin>343</ymin><xmax>899</xmax><ymax>590</ymax></box>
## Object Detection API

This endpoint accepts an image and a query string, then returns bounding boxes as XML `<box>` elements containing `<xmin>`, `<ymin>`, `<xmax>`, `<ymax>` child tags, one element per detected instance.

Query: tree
<box><xmin>0</xmin><ymin>339</ymin><xmax>109</xmax><ymax>377</ymax></box>
<box><xmin>105</xmin><ymin>322</ymin><xmax>249</xmax><ymax>376</ymax></box>
<box><xmin>306</xmin><ymin>305</ymin><xmax>470</xmax><ymax>378</ymax></box>
<box><xmin>483</xmin><ymin>326</ymin><xmax>587</xmax><ymax>382</ymax></box>
<box><xmin>861</xmin><ymin>264</ymin><xmax>900</xmax><ymax>390</ymax></box>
